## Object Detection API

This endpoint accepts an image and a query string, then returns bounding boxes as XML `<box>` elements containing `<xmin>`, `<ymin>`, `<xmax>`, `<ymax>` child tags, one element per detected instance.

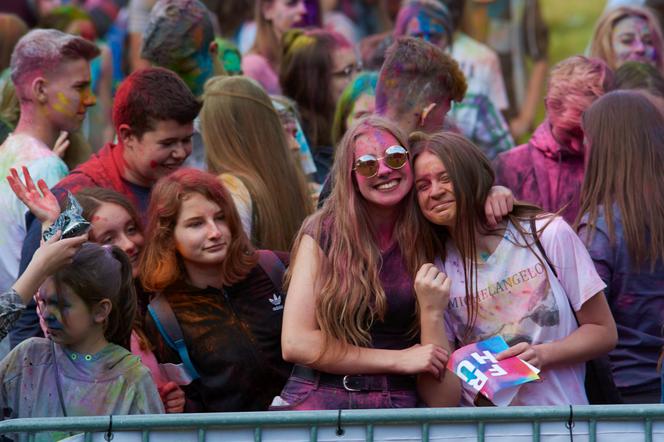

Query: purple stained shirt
<box><xmin>578</xmin><ymin>206</ymin><xmax>664</xmax><ymax>397</ymax></box>
<box><xmin>310</xmin><ymin>223</ymin><xmax>418</xmax><ymax>350</ymax></box>
<box><xmin>371</xmin><ymin>241</ymin><xmax>419</xmax><ymax>350</ymax></box>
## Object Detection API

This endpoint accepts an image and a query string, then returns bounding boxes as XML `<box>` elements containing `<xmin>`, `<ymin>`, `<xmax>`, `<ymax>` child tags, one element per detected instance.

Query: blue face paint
<box><xmin>406</xmin><ymin>11</ymin><xmax>448</xmax><ymax>47</ymax></box>
<box><xmin>46</xmin><ymin>316</ymin><xmax>65</xmax><ymax>331</ymax></box>
<box><xmin>173</xmin><ymin>49</ymin><xmax>213</xmax><ymax>96</ymax></box>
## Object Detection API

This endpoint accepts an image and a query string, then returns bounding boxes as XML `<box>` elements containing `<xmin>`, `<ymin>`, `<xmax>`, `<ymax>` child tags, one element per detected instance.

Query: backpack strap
<box><xmin>256</xmin><ymin>249</ymin><xmax>286</xmax><ymax>291</ymax></box>
<box><xmin>529</xmin><ymin>217</ymin><xmax>558</xmax><ymax>278</ymax></box>
<box><xmin>529</xmin><ymin>217</ymin><xmax>581</xmax><ymax>326</ymax></box>
<box><xmin>147</xmin><ymin>293</ymin><xmax>201</xmax><ymax>380</ymax></box>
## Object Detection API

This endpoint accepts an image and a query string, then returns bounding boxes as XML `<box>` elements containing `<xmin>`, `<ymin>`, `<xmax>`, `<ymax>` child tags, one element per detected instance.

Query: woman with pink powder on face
<box><xmin>591</xmin><ymin>6</ymin><xmax>664</xmax><ymax>73</ymax></box>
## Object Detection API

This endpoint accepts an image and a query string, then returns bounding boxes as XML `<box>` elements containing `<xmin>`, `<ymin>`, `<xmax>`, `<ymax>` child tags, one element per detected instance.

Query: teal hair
<box><xmin>331</xmin><ymin>71</ymin><xmax>378</xmax><ymax>146</ymax></box>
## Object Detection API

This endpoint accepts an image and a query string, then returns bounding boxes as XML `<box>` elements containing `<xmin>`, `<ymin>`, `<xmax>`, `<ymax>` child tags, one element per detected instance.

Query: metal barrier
<box><xmin>1</xmin><ymin>404</ymin><xmax>664</xmax><ymax>442</ymax></box>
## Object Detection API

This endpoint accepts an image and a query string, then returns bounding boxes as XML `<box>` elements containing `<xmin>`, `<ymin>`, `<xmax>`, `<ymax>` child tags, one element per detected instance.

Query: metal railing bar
<box><xmin>532</xmin><ymin>420</ymin><xmax>540</xmax><ymax>442</ymax></box>
<box><xmin>421</xmin><ymin>422</ymin><xmax>429</xmax><ymax>442</ymax></box>
<box><xmin>477</xmin><ymin>421</ymin><xmax>485</xmax><ymax>442</ymax></box>
<box><xmin>645</xmin><ymin>418</ymin><xmax>653</xmax><ymax>442</ymax></box>
<box><xmin>2</xmin><ymin>405</ymin><xmax>663</xmax><ymax>434</ymax></box>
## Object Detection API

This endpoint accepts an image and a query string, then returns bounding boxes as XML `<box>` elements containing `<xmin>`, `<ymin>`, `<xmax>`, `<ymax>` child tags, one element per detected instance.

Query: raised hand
<box><xmin>31</xmin><ymin>231</ymin><xmax>88</xmax><ymax>276</ymax></box>
<box><xmin>7</xmin><ymin>166</ymin><xmax>60</xmax><ymax>224</ymax></box>
<box><xmin>414</xmin><ymin>263</ymin><xmax>451</xmax><ymax>314</ymax></box>
<box><xmin>485</xmin><ymin>185</ymin><xmax>514</xmax><ymax>227</ymax></box>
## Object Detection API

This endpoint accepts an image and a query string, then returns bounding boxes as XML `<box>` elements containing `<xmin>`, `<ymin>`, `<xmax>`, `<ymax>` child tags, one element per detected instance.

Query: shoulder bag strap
<box><xmin>256</xmin><ymin>250</ymin><xmax>286</xmax><ymax>291</ymax></box>
<box><xmin>529</xmin><ymin>217</ymin><xmax>580</xmax><ymax>326</ymax></box>
<box><xmin>147</xmin><ymin>294</ymin><xmax>201</xmax><ymax>380</ymax></box>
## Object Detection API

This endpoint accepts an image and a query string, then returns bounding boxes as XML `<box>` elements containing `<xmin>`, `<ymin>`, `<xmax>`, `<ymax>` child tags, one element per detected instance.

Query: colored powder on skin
<box><xmin>46</xmin><ymin>315</ymin><xmax>64</xmax><ymax>330</ymax></box>
<box><xmin>52</xmin><ymin>92</ymin><xmax>77</xmax><ymax>117</ymax></box>
<box><xmin>289</xmin><ymin>34</ymin><xmax>316</xmax><ymax>52</ymax></box>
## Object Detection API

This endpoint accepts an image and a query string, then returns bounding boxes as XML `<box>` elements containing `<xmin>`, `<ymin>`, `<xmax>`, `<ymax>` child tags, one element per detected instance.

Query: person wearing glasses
<box><xmin>280</xmin><ymin>28</ymin><xmax>360</xmax><ymax>184</ymax></box>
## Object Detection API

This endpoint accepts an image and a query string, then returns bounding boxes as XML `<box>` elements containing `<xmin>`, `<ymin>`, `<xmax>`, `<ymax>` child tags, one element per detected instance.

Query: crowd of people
<box><xmin>0</xmin><ymin>0</ymin><xmax>662</xmax><ymax>425</ymax></box>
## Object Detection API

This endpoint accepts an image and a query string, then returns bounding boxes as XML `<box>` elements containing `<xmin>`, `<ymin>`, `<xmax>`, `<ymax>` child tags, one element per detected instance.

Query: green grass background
<box><xmin>528</xmin><ymin>0</ymin><xmax>607</xmax><ymax>140</ymax></box>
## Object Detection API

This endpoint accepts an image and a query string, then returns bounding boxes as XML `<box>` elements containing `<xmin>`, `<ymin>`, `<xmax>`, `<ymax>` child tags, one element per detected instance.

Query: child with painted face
<box><xmin>277</xmin><ymin>115</ymin><xmax>519</xmax><ymax>410</ymax></box>
<box><xmin>591</xmin><ymin>6</ymin><xmax>664</xmax><ymax>73</ymax></box>
<box><xmin>412</xmin><ymin>131</ymin><xmax>617</xmax><ymax>406</ymax></box>
<box><xmin>140</xmin><ymin>169</ymin><xmax>291</xmax><ymax>412</ymax></box>
<box><xmin>0</xmin><ymin>242</ymin><xmax>164</xmax><ymax>421</ymax></box>
<box><xmin>7</xmin><ymin>169</ymin><xmax>186</xmax><ymax>413</ymax></box>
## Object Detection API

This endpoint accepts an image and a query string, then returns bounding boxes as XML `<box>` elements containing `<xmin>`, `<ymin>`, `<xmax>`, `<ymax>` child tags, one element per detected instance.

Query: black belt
<box><xmin>291</xmin><ymin>365</ymin><xmax>416</xmax><ymax>392</ymax></box>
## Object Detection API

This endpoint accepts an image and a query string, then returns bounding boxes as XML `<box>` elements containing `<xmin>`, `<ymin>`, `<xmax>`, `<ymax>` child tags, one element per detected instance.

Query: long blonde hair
<box><xmin>289</xmin><ymin>115</ymin><xmax>425</xmax><ymax>349</ymax></box>
<box><xmin>590</xmin><ymin>6</ymin><xmax>664</xmax><ymax>72</ymax></box>
<box><xmin>201</xmin><ymin>75</ymin><xmax>313</xmax><ymax>251</ymax></box>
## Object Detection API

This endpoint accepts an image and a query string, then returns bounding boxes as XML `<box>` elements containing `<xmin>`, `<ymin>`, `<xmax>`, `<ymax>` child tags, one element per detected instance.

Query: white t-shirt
<box><xmin>451</xmin><ymin>32</ymin><xmax>509</xmax><ymax>111</ymax></box>
<box><xmin>0</xmin><ymin>134</ymin><xmax>68</xmax><ymax>292</ymax></box>
<box><xmin>440</xmin><ymin>216</ymin><xmax>606</xmax><ymax>406</ymax></box>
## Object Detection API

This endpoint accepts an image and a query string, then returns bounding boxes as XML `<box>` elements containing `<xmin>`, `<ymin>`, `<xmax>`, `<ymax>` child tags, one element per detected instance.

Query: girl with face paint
<box><xmin>411</xmin><ymin>130</ymin><xmax>617</xmax><ymax>406</ymax></box>
<box><xmin>591</xmin><ymin>6</ymin><xmax>664</xmax><ymax>73</ymax></box>
<box><xmin>0</xmin><ymin>242</ymin><xmax>165</xmax><ymax>422</ymax></box>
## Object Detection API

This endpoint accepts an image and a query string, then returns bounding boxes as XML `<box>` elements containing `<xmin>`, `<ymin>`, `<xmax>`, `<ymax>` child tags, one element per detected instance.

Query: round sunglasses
<box><xmin>353</xmin><ymin>145</ymin><xmax>409</xmax><ymax>178</ymax></box>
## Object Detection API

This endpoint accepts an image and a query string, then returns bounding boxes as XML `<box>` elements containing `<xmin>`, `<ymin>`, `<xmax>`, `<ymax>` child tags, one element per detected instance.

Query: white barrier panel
<box><xmin>57</xmin><ymin>420</ymin><xmax>664</xmax><ymax>442</ymax></box>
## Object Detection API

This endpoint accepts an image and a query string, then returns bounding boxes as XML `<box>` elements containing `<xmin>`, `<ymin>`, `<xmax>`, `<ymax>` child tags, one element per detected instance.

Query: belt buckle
<box><xmin>342</xmin><ymin>375</ymin><xmax>361</xmax><ymax>392</ymax></box>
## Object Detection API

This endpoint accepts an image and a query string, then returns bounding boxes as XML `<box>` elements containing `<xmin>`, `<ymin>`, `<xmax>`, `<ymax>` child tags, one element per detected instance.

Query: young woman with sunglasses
<box><xmin>274</xmin><ymin>116</ymin><xmax>512</xmax><ymax>410</ymax></box>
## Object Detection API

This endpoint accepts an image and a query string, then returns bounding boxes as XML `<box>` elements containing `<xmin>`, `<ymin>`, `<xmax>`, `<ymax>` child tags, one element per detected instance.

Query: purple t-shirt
<box><xmin>578</xmin><ymin>206</ymin><xmax>664</xmax><ymax>396</ymax></box>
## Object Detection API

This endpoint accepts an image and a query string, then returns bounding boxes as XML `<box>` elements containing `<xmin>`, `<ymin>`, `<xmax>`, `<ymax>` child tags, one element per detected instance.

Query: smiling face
<box><xmin>353</xmin><ymin>128</ymin><xmax>413</xmax><ymax>212</ymax></box>
<box><xmin>174</xmin><ymin>192</ymin><xmax>231</xmax><ymax>270</ymax></box>
<box><xmin>43</xmin><ymin>57</ymin><xmax>96</xmax><ymax>132</ymax></box>
<box><xmin>612</xmin><ymin>15</ymin><xmax>659</xmax><ymax>67</ymax></box>
<box><xmin>121</xmin><ymin>119</ymin><xmax>194</xmax><ymax>186</ymax></box>
<box><xmin>414</xmin><ymin>150</ymin><xmax>456</xmax><ymax>227</ymax></box>
<box><xmin>90</xmin><ymin>202</ymin><xmax>144</xmax><ymax>277</ymax></box>
<box><xmin>263</xmin><ymin>0</ymin><xmax>307</xmax><ymax>37</ymax></box>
